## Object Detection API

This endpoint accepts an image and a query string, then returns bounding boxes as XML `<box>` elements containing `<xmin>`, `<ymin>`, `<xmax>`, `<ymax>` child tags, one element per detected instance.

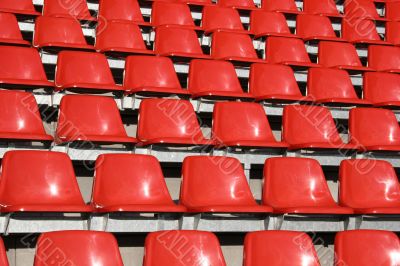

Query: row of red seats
<box><xmin>3</xmin><ymin>91</ymin><xmax>400</xmax><ymax>152</ymax></box>
<box><xmin>1</xmin><ymin>150</ymin><xmax>400</xmax><ymax>215</ymax></box>
<box><xmin>1</xmin><ymin>229</ymin><xmax>398</xmax><ymax>265</ymax></box>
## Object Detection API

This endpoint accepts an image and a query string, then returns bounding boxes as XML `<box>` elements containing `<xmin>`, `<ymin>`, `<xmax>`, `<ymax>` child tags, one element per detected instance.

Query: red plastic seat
<box><xmin>0</xmin><ymin>90</ymin><xmax>53</xmax><ymax>142</ymax></box>
<box><xmin>307</xmin><ymin>67</ymin><xmax>370</xmax><ymax>105</ymax></box>
<box><xmin>33</xmin><ymin>16</ymin><xmax>94</xmax><ymax>51</ymax></box>
<box><xmin>154</xmin><ymin>25</ymin><xmax>209</xmax><ymax>59</ymax></box>
<box><xmin>212</xmin><ymin>102</ymin><xmax>288</xmax><ymax>149</ymax></box>
<box><xmin>43</xmin><ymin>0</ymin><xmax>95</xmax><ymax>21</ymax></box>
<box><xmin>386</xmin><ymin>21</ymin><xmax>400</xmax><ymax>45</ymax></box>
<box><xmin>0</xmin><ymin>12</ymin><xmax>29</xmax><ymax>46</ymax></box>
<box><xmin>282</xmin><ymin>105</ymin><xmax>358</xmax><ymax>150</ymax></box>
<box><xmin>368</xmin><ymin>45</ymin><xmax>400</xmax><ymax>73</ymax></box>
<box><xmin>0</xmin><ymin>150</ymin><xmax>92</xmax><ymax>213</ymax></box>
<box><xmin>181</xmin><ymin>156</ymin><xmax>273</xmax><ymax>213</ymax></box>
<box><xmin>143</xmin><ymin>230</ymin><xmax>226</xmax><ymax>266</ymax></box>
<box><xmin>265</xmin><ymin>36</ymin><xmax>319</xmax><ymax>68</ymax></box>
<box><xmin>386</xmin><ymin>1</ymin><xmax>400</xmax><ymax>21</ymax></box>
<box><xmin>296</xmin><ymin>14</ymin><xmax>340</xmax><ymax>41</ymax></box>
<box><xmin>349</xmin><ymin>107</ymin><xmax>400</xmax><ymax>151</ymax></box>
<box><xmin>95</xmin><ymin>21</ymin><xmax>153</xmax><ymax>55</ymax></box>
<box><xmin>218</xmin><ymin>0</ymin><xmax>257</xmax><ymax>10</ymax></box>
<box><xmin>211</xmin><ymin>31</ymin><xmax>262</xmax><ymax>63</ymax></box>
<box><xmin>339</xmin><ymin>159</ymin><xmax>400</xmax><ymax>214</ymax></box>
<box><xmin>363</xmin><ymin>72</ymin><xmax>400</xmax><ymax>107</ymax></box>
<box><xmin>318</xmin><ymin>41</ymin><xmax>372</xmax><ymax>72</ymax></box>
<box><xmin>98</xmin><ymin>0</ymin><xmax>147</xmax><ymax>24</ymax></box>
<box><xmin>262</xmin><ymin>0</ymin><xmax>300</xmax><ymax>13</ymax></box>
<box><xmin>0</xmin><ymin>0</ymin><xmax>40</xmax><ymax>16</ymax></box>
<box><xmin>151</xmin><ymin>2</ymin><xmax>198</xmax><ymax>29</ymax></box>
<box><xmin>0</xmin><ymin>238</ymin><xmax>8</xmax><ymax>266</ymax></box>
<box><xmin>56</xmin><ymin>95</ymin><xmax>137</xmax><ymax>144</ymax></box>
<box><xmin>342</xmin><ymin>18</ymin><xmax>386</xmax><ymax>44</ymax></box>
<box><xmin>335</xmin><ymin>230</ymin><xmax>400</xmax><ymax>266</ymax></box>
<box><xmin>243</xmin><ymin>231</ymin><xmax>321</xmax><ymax>266</ymax></box>
<box><xmin>202</xmin><ymin>6</ymin><xmax>246</xmax><ymax>34</ymax></box>
<box><xmin>188</xmin><ymin>59</ymin><xmax>253</xmax><ymax>99</ymax></box>
<box><xmin>344</xmin><ymin>0</ymin><xmax>385</xmax><ymax>21</ymax></box>
<box><xmin>249</xmin><ymin>63</ymin><xmax>306</xmax><ymax>102</ymax></box>
<box><xmin>34</xmin><ymin>231</ymin><xmax>123</xmax><ymax>266</ymax></box>
<box><xmin>0</xmin><ymin>46</ymin><xmax>53</xmax><ymax>88</ymax></box>
<box><xmin>250</xmin><ymin>11</ymin><xmax>294</xmax><ymax>38</ymax></box>
<box><xmin>55</xmin><ymin>50</ymin><xmax>122</xmax><ymax>92</ymax></box>
<box><xmin>92</xmin><ymin>154</ymin><xmax>186</xmax><ymax>213</ymax></box>
<box><xmin>263</xmin><ymin>157</ymin><xmax>353</xmax><ymax>214</ymax></box>
<box><xmin>303</xmin><ymin>0</ymin><xmax>342</xmax><ymax>17</ymax></box>
<box><xmin>137</xmin><ymin>99</ymin><xmax>212</xmax><ymax>146</ymax></box>
<box><xmin>124</xmin><ymin>56</ymin><xmax>189</xmax><ymax>96</ymax></box>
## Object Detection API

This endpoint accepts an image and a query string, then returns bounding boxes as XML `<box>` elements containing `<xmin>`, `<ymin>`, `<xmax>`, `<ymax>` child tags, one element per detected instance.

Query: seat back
<box><xmin>218</xmin><ymin>0</ymin><xmax>256</xmax><ymax>9</ymax></box>
<box><xmin>43</xmin><ymin>0</ymin><xmax>93</xmax><ymax>20</ymax></box>
<box><xmin>0</xmin><ymin>238</ymin><xmax>8</xmax><ymax>266</ymax></box>
<box><xmin>342</xmin><ymin>19</ymin><xmax>380</xmax><ymax>42</ymax></box>
<box><xmin>266</xmin><ymin>37</ymin><xmax>311</xmax><ymax>64</ymax></box>
<box><xmin>0</xmin><ymin>12</ymin><xmax>24</xmax><ymax>41</ymax></box>
<box><xmin>98</xmin><ymin>0</ymin><xmax>145</xmax><ymax>23</ymax></box>
<box><xmin>363</xmin><ymin>72</ymin><xmax>400</xmax><ymax>105</ymax></box>
<box><xmin>211</xmin><ymin>31</ymin><xmax>258</xmax><ymax>59</ymax></box>
<box><xmin>386</xmin><ymin>1</ymin><xmax>400</xmax><ymax>21</ymax></box>
<box><xmin>151</xmin><ymin>2</ymin><xmax>195</xmax><ymax>27</ymax></box>
<box><xmin>296</xmin><ymin>14</ymin><xmax>336</xmax><ymax>39</ymax></box>
<box><xmin>262</xmin><ymin>0</ymin><xmax>299</xmax><ymax>12</ymax></box>
<box><xmin>303</xmin><ymin>0</ymin><xmax>340</xmax><ymax>16</ymax></box>
<box><xmin>0</xmin><ymin>0</ymin><xmax>38</xmax><ymax>15</ymax></box>
<box><xmin>386</xmin><ymin>21</ymin><xmax>400</xmax><ymax>45</ymax></box>
<box><xmin>250</xmin><ymin>11</ymin><xmax>291</xmax><ymax>36</ymax></box>
<box><xmin>34</xmin><ymin>231</ymin><xmax>123</xmax><ymax>266</ymax></box>
<box><xmin>344</xmin><ymin>0</ymin><xmax>381</xmax><ymax>20</ymax></box>
<box><xmin>368</xmin><ymin>45</ymin><xmax>400</xmax><ymax>71</ymax></box>
<box><xmin>202</xmin><ymin>6</ymin><xmax>244</xmax><ymax>32</ymax></box>
<box><xmin>318</xmin><ymin>41</ymin><xmax>362</xmax><ymax>67</ymax></box>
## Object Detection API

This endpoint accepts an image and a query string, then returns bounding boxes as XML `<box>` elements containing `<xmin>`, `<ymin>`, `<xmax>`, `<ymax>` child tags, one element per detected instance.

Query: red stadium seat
<box><xmin>386</xmin><ymin>1</ymin><xmax>400</xmax><ymax>21</ymax></box>
<box><xmin>181</xmin><ymin>156</ymin><xmax>273</xmax><ymax>213</ymax></box>
<box><xmin>95</xmin><ymin>21</ymin><xmax>153</xmax><ymax>55</ymax></box>
<box><xmin>342</xmin><ymin>18</ymin><xmax>386</xmax><ymax>44</ymax></box>
<box><xmin>98</xmin><ymin>0</ymin><xmax>147</xmax><ymax>24</ymax></box>
<box><xmin>218</xmin><ymin>0</ymin><xmax>257</xmax><ymax>10</ymax></box>
<box><xmin>344</xmin><ymin>0</ymin><xmax>385</xmax><ymax>21</ymax></box>
<box><xmin>265</xmin><ymin>36</ymin><xmax>319</xmax><ymax>68</ymax></box>
<box><xmin>151</xmin><ymin>2</ymin><xmax>199</xmax><ymax>29</ymax></box>
<box><xmin>0</xmin><ymin>150</ymin><xmax>92</xmax><ymax>213</ymax></box>
<box><xmin>263</xmin><ymin>157</ymin><xmax>353</xmax><ymax>214</ymax></box>
<box><xmin>335</xmin><ymin>230</ymin><xmax>400</xmax><ymax>266</ymax></box>
<box><xmin>296</xmin><ymin>14</ymin><xmax>341</xmax><ymax>41</ymax></box>
<box><xmin>33</xmin><ymin>16</ymin><xmax>94</xmax><ymax>51</ymax></box>
<box><xmin>0</xmin><ymin>0</ymin><xmax>40</xmax><ymax>16</ymax></box>
<box><xmin>339</xmin><ymin>159</ymin><xmax>400</xmax><ymax>214</ymax></box>
<box><xmin>124</xmin><ymin>56</ymin><xmax>189</xmax><ymax>96</ymax></box>
<box><xmin>43</xmin><ymin>0</ymin><xmax>95</xmax><ymax>21</ymax></box>
<box><xmin>0</xmin><ymin>12</ymin><xmax>29</xmax><ymax>46</ymax></box>
<box><xmin>188</xmin><ymin>59</ymin><xmax>253</xmax><ymax>99</ymax></box>
<box><xmin>212</xmin><ymin>102</ymin><xmax>288</xmax><ymax>149</ymax></box>
<box><xmin>34</xmin><ymin>231</ymin><xmax>123</xmax><ymax>266</ymax></box>
<box><xmin>250</xmin><ymin>11</ymin><xmax>294</xmax><ymax>38</ymax></box>
<box><xmin>211</xmin><ymin>31</ymin><xmax>263</xmax><ymax>63</ymax></box>
<box><xmin>0</xmin><ymin>238</ymin><xmax>8</xmax><ymax>266</ymax></box>
<box><xmin>56</xmin><ymin>95</ymin><xmax>137</xmax><ymax>144</ymax></box>
<box><xmin>386</xmin><ymin>21</ymin><xmax>400</xmax><ymax>45</ymax></box>
<box><xmin>137</xmin><ymin>99</ymin><xmax>212</xmax><ymax>146</ymax></box>
<box><xmin>201</xmin><ymin>6</ymin><xmax>246</xmax><ymax>34</ymax></box>
<box><xmin>0</xmin><ymin>90</ymin><xmax>53</xmax><ymax>142</ymax></box>
<box><xmin>243</xmin><ymin>231</ymin><xmax>320</xmax><ymax>266</ymax></box>
<box><xmin>363</xmin><ymin>72</ymin><xmax>400</xmax><ymax>107</ymax></box>
<box><xmin>349</xmin><ymin>107</ymin><xmax>400</xmax><ymax>151</ymax></box>
<box><xmin>143</xmin><ymin>230</ymin><xmax>226</xmax><ymax>266</ymax></box>
<box><xmin>262</xmin><ymin>0</ymin><xmax>301</xmax><ymax>14</ymax></box>
<box><xmin>368</xmin><ymin>45</ymin><xmax>400</xmax><ymax>73</ymax></box>
<box><xmin>282</xmin><ymin>105</ymin><xmax>358</xmax><ymax>150</ymax></box>
<box><xmin>303</xmin><ymin>0</ymin><xmax>342</xmax><ymax>17</ymax></box>
<box><xmin>306</xmin><ymin>67</ymin><xmax>370</xmax><ymax>105</ymax></box>
<box><xmin>55</xmin><ymin>51</ymin><xmax>122</xmax><ymax>92</ymax></box>
<box><xmin>249</xmin><ymin>63</ymin><xmax>306</xmax><ymax>102</ymax></box>
<box><xmin>0</xmin><ymin>46</ymin><xmax>53</xmax><ymax>88</ymax></box>
<box><xmin>92</xmin><ymin>154</ymin><xmax>186</xmax><ymax>213</ymax></box>
<box><xmin>154</xmin><ymin>25</ymin><xmax>209</xmax><ymax>59</ymax></box>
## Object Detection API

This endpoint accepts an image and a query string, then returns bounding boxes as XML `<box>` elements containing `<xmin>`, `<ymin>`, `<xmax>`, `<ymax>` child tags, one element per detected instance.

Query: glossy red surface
<box><xmin>249</xmin><ymin>63</ymin><xmax>305</xmax><ymax>102</ymax></box>
<box><xmin>262</xmin><ymin>0</ymin><xmax>301</xmax><ymax>13</ymax></box>
<box><xmin>244</xmin><ymin>231</ymin><xmax>321</xmax><ymax>266</ymax></box>
<box><xmin>0</xmin><ymin>0</ymin><xmax>40</xmax><ymax>16</ymax></box>
<box><xmin>180</xmin><ymin>156</ymin><xmax>273</xmax><ymax>213</ymax></box>
<box><xmin>151</xmin><ymin>2</ymin><xmax>197</xmax><ymax>28</ymax></box>
<box><xmin>363</xmin><ymin>72</ymin><xmax>400</xmax><ymax>107</ymax></box>
<box><xmin>386</xmin><ymin>21</ymin><xmax>400</xmax><ymax>45</ymax></box>
<box><xmin>143</xmin><ymin>230</ymin><xmax>226</xmax><ymax>266</ymax></box>
<box><xmin>34</xmin><ymin>231</ymin><xmax>123</xmax><ymax>266</ymax></box>
<box><xmin>212</xmin><ymin>102</ymin><xmax>288</xmax><ymax>148</ymax></box>
<box><xmin>303</xmin><ymin>0</ymin><xmax>341</xmax><ymax>17</ymax></box>
<box><xmin>339</xmin><ymin>159</ymin><xmax>400</xmax><ymax>214</ymax></box>
<box><xmin>344</xmin><ymin>0</ymin><xmax>384</xmax><ymax>21</ymax></box>
<box><xmin>335</xmin><ymin>230</ymin><xmax>400</xmax><ymax>266</ymax></box>
<box><xmin>98</xmin><ymin>0</ymin><xmax>146</xmax><ymax>23</ymax></box>
<box><xmin>202</xmin><ymin>6</ymin><xmax>245</xmax><ymax>33</ymax></box>
<box><xmin>0</xmin><ymin>151</ymin><xmax>91</xmax><ymax>212</ymax></box>
<box><xmin>263</xmin><ymin>157</ymin><xmax>353</xmax><ymax>214</ymax></box>
<box><xmin>282</xmin><ymin>105</ymin><xmax>357</xmax><ymax>150</ymax></box>
<box><xmin>0</xmin><ymin>12</ymin><xmax>29</xmax><ymax>46</ymax></box>
<box><xmin>250</xmin><ymin>11</ymin><xmax>294</xmax><ymax>38</ymax></box>
<box><xmin>43</xmin><ymin>0</ymin><xmax>95</xmax><ymax>21</ymax></box>
<box><xmin>218</xmin><ymin>0</ymin><xmax>256</xmax><ymax>9</ymax></box>
<box><xmin>92</xmin><ymin>154</ymin><xmax>185</xmax><ymax>213</ymax></box>
<box><xmin>33</xmin><ymin>16</ymin><xmax>94</xmax><ymax>50</ymax></box>
<box><xmin>55</xmin><ymin>50</ymin><xmax>122</xmax><ymax>92</ymax></box>
<box><xmin>56</xmin><ymin>95</ymin><xmax>136</xmax><ymax>144</ymax></box>
<box><xmin>342</xmin><ymin>19</ymin><xmax>383</xmax><ymax>44</ymax></box>
<box><xmin>349</xmin><ymin>108</ymin><xmax>400</xmax><ymax>151</ymax></box>
<box><xmin>386</xmin><ymin>1</ymin><xmax>400</xmax><ymax>21</ymax></box>
<box><xmin>368</xmin><ymin>45</ymin><xmax>400</xmax><ymax>72</ymax></box>
<box><xmin>296</xmin><ymin>14</ymin><xmax>339</xmax><ymax>41</ymax></box>
<box><xmin>188</xmin><ymin>59</ymin><xmax>252</xmax><ymax>99</ymax></box>
<box><xmin>0</xmin><ymin>238</ymin><xmax>8</xmax><ymax>266</ymax></box>
<box><xmin>124</xmin><ymin>56</ymin><xmax>188</xmax><ymax>95</ymax></box>
<box><xmin>0</xmin><ymin>90</ymin><xmax>53</xmax><ymax>142</ymax></box>
<box><xmin>137</xmin><ymin>99</ymin><xmax>211</xmax><ymax>146</ymax></box>
<box><xmin>0</xmin><ymin>46</ymin><xmax>53</xmax><ymax>88</ymax></box>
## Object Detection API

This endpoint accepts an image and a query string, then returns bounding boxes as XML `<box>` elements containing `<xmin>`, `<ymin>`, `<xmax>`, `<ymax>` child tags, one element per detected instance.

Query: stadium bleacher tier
<box><xmin>0</xmin><ymin>0</ymin><xmax>400</xmax><ymax>265</ymax></box>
